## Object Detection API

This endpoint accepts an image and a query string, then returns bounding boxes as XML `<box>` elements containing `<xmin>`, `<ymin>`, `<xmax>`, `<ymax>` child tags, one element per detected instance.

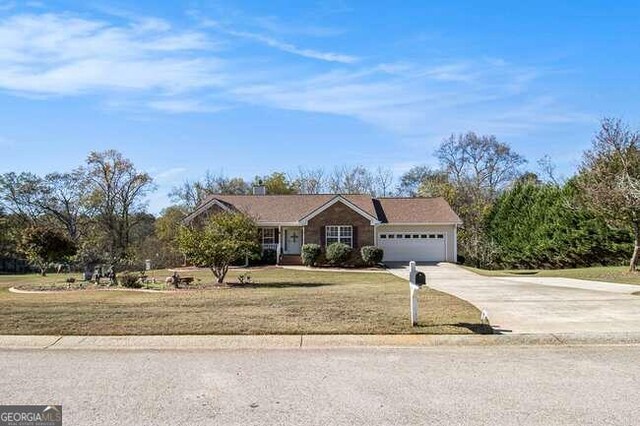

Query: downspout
<box><xmin>453</xmin><ymin>224</ymin><xmax>458</xmax><ymax>263</ymax></box>
<box><xmin>301</xmin><ymin>226</ymin><xmax>305</xmax><ymax>261</ymax></box>
<box><xmin>373</xmin><ymin>222</ymin><xmax>379</xmax><ymax>246</ymax></box>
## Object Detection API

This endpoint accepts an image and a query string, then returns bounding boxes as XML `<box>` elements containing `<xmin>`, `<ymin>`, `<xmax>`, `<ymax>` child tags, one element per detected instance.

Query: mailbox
<box><xmin>409</xmin><ymin>261</ymin><xmax>426</xmax><ymax>326</ymax></box>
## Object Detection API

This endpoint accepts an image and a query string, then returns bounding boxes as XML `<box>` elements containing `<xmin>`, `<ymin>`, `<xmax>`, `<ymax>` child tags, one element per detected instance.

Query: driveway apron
<box><xmin>388</xmin><ymin>263</ymin><xmax>640</xmax><ymax>334</ymax></box>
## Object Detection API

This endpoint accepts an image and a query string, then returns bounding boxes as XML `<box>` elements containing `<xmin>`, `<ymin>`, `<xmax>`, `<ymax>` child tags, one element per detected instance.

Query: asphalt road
<box><xmin>1</xmin><ymin>345</ymin><xmax>639</xmax><ymax>425</ymax></box>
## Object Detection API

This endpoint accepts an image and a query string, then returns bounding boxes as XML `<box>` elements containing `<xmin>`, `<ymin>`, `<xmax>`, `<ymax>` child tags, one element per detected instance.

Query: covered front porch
<box><xmin>259</xmin><ymin>226</ymin><xmax>304</xmax><ymax>265</ymax></box>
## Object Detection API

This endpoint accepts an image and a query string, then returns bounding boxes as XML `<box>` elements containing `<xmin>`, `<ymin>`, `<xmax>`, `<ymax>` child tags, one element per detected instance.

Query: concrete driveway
<box><xmin>388</xmin><ymin>263</ymin><xmax>640</xmax><ymax>334</ymax></box>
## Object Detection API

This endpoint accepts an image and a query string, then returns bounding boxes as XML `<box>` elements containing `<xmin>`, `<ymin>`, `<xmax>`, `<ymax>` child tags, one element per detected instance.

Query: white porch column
<box><xmin>277</xmin><ymin>225</ymin><xmax>283</xmax><ymax>265</ymax></box>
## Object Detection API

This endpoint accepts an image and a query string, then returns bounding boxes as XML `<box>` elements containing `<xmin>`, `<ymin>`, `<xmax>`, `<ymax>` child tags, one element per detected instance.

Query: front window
<box><xmin>326</xmin><ymin>225</ymin><xmax>353</xmax><ymax>247</ymax></box>
<box><xmin>260</xmin><ymin>228</ymin><xmax>276</xmax><ymax>245</ymax></box>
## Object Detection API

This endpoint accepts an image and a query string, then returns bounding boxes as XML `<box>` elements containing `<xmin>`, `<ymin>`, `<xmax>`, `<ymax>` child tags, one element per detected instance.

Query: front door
<box><xmin>283</xmin><ymin>227</ymin><xmax>302</xmax><ymax>255</ymax></box>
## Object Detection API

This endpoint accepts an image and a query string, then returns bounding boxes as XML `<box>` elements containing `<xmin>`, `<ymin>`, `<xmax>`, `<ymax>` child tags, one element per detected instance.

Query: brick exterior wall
<box><xmin>304</xmin><ymin>201</ymin><xmax>374</xmax><ymax>249</ymax></box>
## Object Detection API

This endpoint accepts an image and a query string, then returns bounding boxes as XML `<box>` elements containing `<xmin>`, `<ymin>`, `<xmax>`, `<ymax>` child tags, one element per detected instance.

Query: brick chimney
<box><xmin>253</xmin><ymin>180</ymin><xmax>266</xmax><ymax>195</ymax></box>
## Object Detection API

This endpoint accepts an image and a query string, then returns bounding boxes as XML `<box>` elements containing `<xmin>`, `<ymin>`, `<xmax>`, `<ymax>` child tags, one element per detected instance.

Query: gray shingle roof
<box><xmin>184</xmin><ymin>194</ymin><xmax>461</xmax><ymax>225</ymax></box>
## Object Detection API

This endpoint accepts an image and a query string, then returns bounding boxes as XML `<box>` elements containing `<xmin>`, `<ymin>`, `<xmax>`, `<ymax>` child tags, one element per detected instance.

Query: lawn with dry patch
<box><xmin>0</xmin><ymin>267</ymin><xmax>489</xmax><ymax>335</ymax></box>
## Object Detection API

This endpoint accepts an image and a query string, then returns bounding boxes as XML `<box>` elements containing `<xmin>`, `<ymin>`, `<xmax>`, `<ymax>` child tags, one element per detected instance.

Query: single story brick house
<box><xmin>183</xmin><ymin>191</ymin><xmax>462</xmax><ymax>264</ymax></box>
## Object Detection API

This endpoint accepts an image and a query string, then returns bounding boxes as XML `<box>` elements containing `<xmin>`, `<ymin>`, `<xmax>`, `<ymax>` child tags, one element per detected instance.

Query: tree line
<box><xmin>0</xmin><ymin>150</ymin><xmax>163</xmax><ymax>275</ymax></box>
<box><xmin>169</xmin><ymin>166</ymin><xmax>397</xmax><ymax>211</ymax></box>
<box><xmin>1</xmin><ymin>117</ymin><xmax>639</xmax><ymax>274</ymax></box>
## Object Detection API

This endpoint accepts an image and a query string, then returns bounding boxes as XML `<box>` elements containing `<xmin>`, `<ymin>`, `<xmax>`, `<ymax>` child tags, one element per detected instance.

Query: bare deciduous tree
<box><xmin>578</xmin><ymin>118</ymin><xmax>640</xmax><ymax>271</ymax></box>
<box><xmin>327</xmin><ymin>167</ymin><xmax>345</xmax><ymax>193</ymax></box>
<box><xmin>537</xmin><ymin>155</ymin><xmax>561</xmax><ymax>185</ymax></box>
<box><xmin>38</xmin><ymin>171</ymin><xmax>88</xmax><ymax>241</ymax></box>
<box><xmin>397</xmin><ymin>166</ymin><xmax>435</xmax><ymax>196</ymax></box>
<box><xmin>327</xmin><ymin>166</ymin><xmax>375</xmax><ymax>194</ymax></box>
<box><xmin>294</xmin><ymin>167</ymin><xmax>326</xmax><ymax>194</ymax></box>
<box><xmin>0</xmin><ymin>172</ymin><xmax>44</xmax><ymax>222</ymax></box>
<box><xmin>170</xmin><ymin>171</ymin><xmax>250</xmax><ymax>210</ymax></box>
<box><xmin>437</xmin><ymin>132</ymin><xmax>526</xmax><ymax>197</ymax></box>
<box><xmin>373</xmin><ymin>167</ymin><xmax>394</xmax><ymax>197</ymax></box>
<box><xmin>84</xmin><ymin>150</ymin><xmax>154</xmax><ymax>262</ymax></box>
<box><xmin>343</xmin><ymin>166</ymin><xmax>373</xmax><ymax>194</ymax></box>
<box><xmin>426</xmin><ymin>132</ymin><xmax>526</xmax><ymax>267</ymax></box>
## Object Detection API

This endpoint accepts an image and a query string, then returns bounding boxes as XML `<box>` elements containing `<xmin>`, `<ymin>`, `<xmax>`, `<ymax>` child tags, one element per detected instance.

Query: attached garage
<box><xmin>378</xmin><ymin>231</ymin><xmax>447</xmax><ymax>262</ymax></box>
<box><xmin>373</xmin><ymin>198</ymin><xmax>461</xmax><ymax>263</ymax></box>
<box><xmin>375</xmin><ymin>224</ymin><xmax>457</xmax><ymax>263</ymax></box>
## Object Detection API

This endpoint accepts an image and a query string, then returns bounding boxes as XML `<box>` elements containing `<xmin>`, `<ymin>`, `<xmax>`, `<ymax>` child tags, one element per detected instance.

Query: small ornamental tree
<box><xmin>18</xmin><ymin>225</ymin><xmax>77</xmax><ymax>276</ymax></box>
<box><xmin>178</xmin><ymin>212</ymin><xmax>259</xmax><ymax>283</ymax></box>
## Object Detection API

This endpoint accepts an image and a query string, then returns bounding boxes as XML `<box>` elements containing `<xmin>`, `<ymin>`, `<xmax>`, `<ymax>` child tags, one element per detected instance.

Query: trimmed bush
<box><xmin>261</xmin><ymin>248</ymin><xmax>277</xmax><ymax>265</ymax></box>
<box><xmin>119</xmin><ymin>272</ymin><xmax>142</xmax><ymax>288</ymax></box>
<box><xmin>301</xmin><ymin>244</ymin><xmax>322</xmax><ymax>266</ymax></box>
<box><xmin>325</xmin><ymin>242</ymin><xmax>351</xmax><ymax>266</ymax></box>
<box><xmin>361</xmin><ymin>246</ymin><xmax>384</xmax><ymax>265</ymax></box>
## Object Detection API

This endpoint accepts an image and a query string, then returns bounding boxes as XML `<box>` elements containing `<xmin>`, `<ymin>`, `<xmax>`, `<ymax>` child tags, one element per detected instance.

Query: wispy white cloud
<box><xmin>251</xmin><ymin>15</ymin><xmax>344</xmax><ymax>38</ymax></box>
<box><xmin>0</xmin><ymin>13</ymin><xmax>223</xmax><ymax>95</ymax></box>
<box><xmin>225</xmin><ymin>28</ymin><xmax>358</xmax><ymax>63</ymax></box>
<box><xmin>196</xmin><ymin>17</ymin><xmax>358</xmax><ymax>64</ymax></box>
<box><xmin>230</xmin><ymin>59</ymin><xmax>575</xmax><ymax>140</ymax></box>
<box><xmin>154</xmin><ymin>167</ymin><xmax>188</xmax><ymax>182</ymax></box>
<box><xmin>0</xmin><ymin>9</ymin><xmax>588</xmax><ymax>141</ymax></box>
<box><xmin>147</xmin><ymin>98</ymin><xmax>229</xmax><ymax>114</ymax></box>
<box><xmin>24</xmin><ymin>1</ymin><xmax>44</xmax><ymax>8</ymax></box>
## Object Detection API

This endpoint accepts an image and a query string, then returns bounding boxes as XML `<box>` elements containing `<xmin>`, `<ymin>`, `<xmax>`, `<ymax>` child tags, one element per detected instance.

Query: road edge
<box><xmin>1</xmin><ymin>332</ymin><xmax>640</xmax><ymax>350</ymax></box>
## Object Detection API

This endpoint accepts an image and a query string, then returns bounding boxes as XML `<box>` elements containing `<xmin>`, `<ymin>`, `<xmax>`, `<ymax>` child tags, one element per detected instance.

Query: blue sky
<box><xmin>1</xmin><ymin>0</ymin><xmax>639</xmax><ymax>212</ymax></box>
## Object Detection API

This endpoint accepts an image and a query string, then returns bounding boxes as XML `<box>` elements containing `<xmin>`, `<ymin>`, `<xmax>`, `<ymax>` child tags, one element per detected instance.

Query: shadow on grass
<box><xmin>228</xmin><ymin>282</ymin><xmax>333</xmax><ymax>289</ymax></box>
<box><xmin>441</xmin><ymin>322</ymin><xmax>495</xmax><ymax>335</ymax></box>
<box><xmin>508</xmin><ymin>270</ymin><xmax>540</xmax><ymax>276</ymax></box>
<box><xmin>416</xmin><ymin>322</ymin><xmax>494</xmax><ymax>335</ymax></box>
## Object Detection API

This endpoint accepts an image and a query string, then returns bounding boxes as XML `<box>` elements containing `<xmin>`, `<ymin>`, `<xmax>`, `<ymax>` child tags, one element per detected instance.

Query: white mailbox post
<box><xmin>409</xmin><ymin>261</ymin><xmax>427</xmax><ymax>326</ymax></box>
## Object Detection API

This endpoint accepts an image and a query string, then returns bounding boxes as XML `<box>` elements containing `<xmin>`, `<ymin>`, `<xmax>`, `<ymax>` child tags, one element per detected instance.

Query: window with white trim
<box><xmin>326</xmin><ymin>225</ymin><xmax>353</xmax><ymax>247</ymax></box>
<box><xmin>260</xmin><ymin>228</ymin><xmax>276</xmax><ymax>245</ymax></box>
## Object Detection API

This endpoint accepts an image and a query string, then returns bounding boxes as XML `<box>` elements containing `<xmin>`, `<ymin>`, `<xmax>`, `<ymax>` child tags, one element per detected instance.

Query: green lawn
<box><xmin>464</xmin><ymin>265</ymin><xmax>640</xmax><ymax>285</ymax></box>
<box><xmin>0</xmin><ymin>267</ymin><xmax>490</xmax><ymax>335</ymax></box>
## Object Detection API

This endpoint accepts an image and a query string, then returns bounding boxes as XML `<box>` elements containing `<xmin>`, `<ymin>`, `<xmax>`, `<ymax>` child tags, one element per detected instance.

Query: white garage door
<box><xmin>378</xmin><ymin>232</ymin><xmax>446</xmax><ymax>262</ymax></box>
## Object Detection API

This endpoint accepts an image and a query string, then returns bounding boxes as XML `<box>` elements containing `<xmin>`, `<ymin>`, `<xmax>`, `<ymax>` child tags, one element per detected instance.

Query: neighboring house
<box><xmin>183</xmin><ymin>187</ymin><xmax>462</xmax><ymax>265</ymax></box>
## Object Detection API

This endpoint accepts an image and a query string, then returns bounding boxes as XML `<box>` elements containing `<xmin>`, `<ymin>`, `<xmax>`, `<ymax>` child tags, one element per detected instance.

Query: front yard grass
<box><xmin>0</xmin><ymin>268</ymin><xmax>489</xmax><ymax>335</ymax></box>
<box><xmin>464</xmin><ymin>265</ymin><xmax>640</xmax><ymax>285</ymax></box>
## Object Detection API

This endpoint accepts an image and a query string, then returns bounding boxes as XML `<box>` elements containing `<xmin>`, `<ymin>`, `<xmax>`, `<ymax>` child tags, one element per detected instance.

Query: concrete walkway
<box><xmin>388</xmin><ymin>263</ymin><xmax>640</xmax><ymax>334</ymax></box>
